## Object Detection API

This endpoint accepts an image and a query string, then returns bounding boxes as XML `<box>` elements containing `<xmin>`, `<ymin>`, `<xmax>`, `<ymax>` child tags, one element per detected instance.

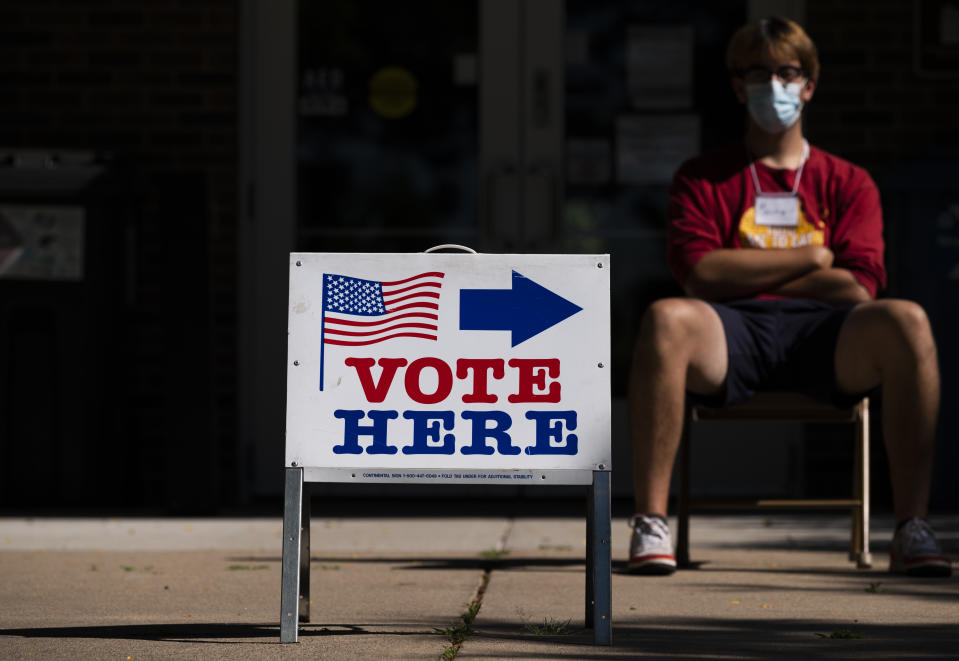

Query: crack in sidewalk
<box><xmin>435</xmin><ymin>517</ymin><xmax>514</xmax><ymax>660</ymax></box>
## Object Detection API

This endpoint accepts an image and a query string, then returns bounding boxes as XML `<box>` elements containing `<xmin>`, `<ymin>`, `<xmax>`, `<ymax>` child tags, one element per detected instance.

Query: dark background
<box><xmin>0</xmin><ymin>0</ymin><xmax>956</xmax><ymax>513</ymax></box>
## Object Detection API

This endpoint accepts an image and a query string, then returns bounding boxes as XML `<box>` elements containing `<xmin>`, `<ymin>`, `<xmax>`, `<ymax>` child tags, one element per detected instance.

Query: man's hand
<box><xmin>808</xmin><ymin>244</ymin><xmax>834</xmax><ymax>270</ymax></box>
<box><xmin>685</xmin><ymin>245</ymin><xmax>836</xmax><ymax>301</ymax></box>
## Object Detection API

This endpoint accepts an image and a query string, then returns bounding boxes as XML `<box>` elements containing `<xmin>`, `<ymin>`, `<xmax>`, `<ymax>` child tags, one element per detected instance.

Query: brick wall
<box><xmin>806</xmin><ymin>1</ymin><xmax>959</xmax><ymax>180</ymax></box>
<box><xmin>807</xmin><ymin>2</ymin><xmax>959</xmax><ymax>508</ymax></box>
<box><xmin>0</xmin><ymin>1</ymin><xmax>238</xmax><ymax>508</ymax></box>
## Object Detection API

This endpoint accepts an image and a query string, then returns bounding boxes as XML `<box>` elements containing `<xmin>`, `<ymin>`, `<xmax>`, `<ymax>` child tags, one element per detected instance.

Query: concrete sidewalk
<box><xmin>1</xmin><ymin>512</ymin><xmax>957</xmax><ymax>659</ymax></box>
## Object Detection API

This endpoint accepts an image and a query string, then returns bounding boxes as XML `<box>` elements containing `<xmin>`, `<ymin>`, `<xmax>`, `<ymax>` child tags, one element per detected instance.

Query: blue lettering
<box><xmin>524</xmin><ymin>411</ymin><xmax>578</xmax><ymax>455</ymax></box>
<box><xmin>402</xmin><ymin>410</ymin><xmax>456</xmax><ymax>455</ymax></box>
<box><xmin>333</xmin><ymin>409</ymin><xmax>399</xmax><ymax>454</ymax></box>
<box><xmin>460</xmin><ymin>411</ymin><xmax>520</xmax><ymax>455</ymax></box>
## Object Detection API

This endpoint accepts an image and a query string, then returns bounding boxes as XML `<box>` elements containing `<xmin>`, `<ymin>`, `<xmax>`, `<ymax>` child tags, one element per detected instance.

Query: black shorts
<box><xmin>692</xmin><ymin>298</ymin><xmax>866</xmax><ymax>409</ymax></box>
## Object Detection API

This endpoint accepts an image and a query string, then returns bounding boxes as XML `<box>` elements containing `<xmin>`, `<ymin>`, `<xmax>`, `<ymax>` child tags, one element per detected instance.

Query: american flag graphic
<box><xmin>322</xmin><ymin>271</ymin><xmax>445</xmax><ymax>346</ymax></box>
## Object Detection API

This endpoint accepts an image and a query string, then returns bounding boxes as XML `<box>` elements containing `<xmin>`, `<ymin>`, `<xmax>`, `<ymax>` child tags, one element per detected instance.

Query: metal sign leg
<box><xmin>586</xmin><ymin>485</ymin><xmax>594</xmax><ymax>628</ymax></box>
<box><xmin>281</xmin><ymin>467</ymin><xmax>308</xmax><ymax>642</ymax></box>
<box><xmin>586</xmin><ymin>470</ymin><xmax>611</xmax><ymax>645</ymax></box>
<box><xmin>300</xmin><ymin>481</ymin><xmax>311</xmax><ymax>622</ymax></box>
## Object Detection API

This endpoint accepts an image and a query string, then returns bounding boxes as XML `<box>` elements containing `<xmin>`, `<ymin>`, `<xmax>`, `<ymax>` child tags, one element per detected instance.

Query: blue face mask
<box><xmin>745</xmin><ymin>80</ymin><xmax>804</xmax><ymax>133</ymax></box>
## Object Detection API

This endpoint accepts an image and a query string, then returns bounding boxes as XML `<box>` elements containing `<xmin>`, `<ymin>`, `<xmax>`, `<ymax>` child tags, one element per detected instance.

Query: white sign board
<box><xmin>286</xmin><ymin>253</ymin><xmax>611</xmax><ymax>485</ymax></box>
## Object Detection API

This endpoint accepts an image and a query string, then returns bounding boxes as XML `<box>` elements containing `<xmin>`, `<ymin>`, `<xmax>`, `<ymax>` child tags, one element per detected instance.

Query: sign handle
<box><xmin>423</xmin><ymin>244</ymin><xmax>477</xmax><ymax>253</ymax></box>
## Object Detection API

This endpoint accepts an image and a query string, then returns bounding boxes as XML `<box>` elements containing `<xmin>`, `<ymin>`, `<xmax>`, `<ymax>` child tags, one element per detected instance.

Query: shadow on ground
<box><xmin>3</xmin><ymin>616</ymin><xmax>959</xmax><ymax>658</ymax></box>
<box><xmin>0</xmin><ymin>622</ymin><xmax>415</xmax><ymax>645</ymax></box>
<box><xmin>466</xmin><ymin>616</ymin><xmax>959</xmax><ymax>659</ymax></box>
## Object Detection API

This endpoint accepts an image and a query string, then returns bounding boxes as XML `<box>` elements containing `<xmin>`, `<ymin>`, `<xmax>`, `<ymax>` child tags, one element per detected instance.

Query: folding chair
<box><xmin>676</xmin><ymin>392</ymin><xmax>871</xmax><ymax>568</ymax></box>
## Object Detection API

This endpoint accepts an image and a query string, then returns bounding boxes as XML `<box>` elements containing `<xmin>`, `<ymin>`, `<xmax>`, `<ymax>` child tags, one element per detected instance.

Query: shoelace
<box><xmin>631</xmin><ymin>516</ymin><xmax>668</xmax><ymax>540</ymax></box>
<box><xmin>904</xmin><ymin>519</ymin><xmax>935</xmax><ymax>548</ymax></box>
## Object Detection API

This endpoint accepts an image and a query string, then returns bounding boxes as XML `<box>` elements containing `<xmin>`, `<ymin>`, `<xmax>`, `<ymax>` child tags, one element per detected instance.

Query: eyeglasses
<box><xmin>735</xmin><ymin>65</ymin><xmax>806</xmax><ymax>84</ymax></box>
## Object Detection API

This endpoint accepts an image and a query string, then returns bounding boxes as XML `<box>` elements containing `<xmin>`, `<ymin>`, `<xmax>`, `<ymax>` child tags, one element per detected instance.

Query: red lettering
<box><xmin>344</xmin><ymin>357</ymin><xmax>408</xmax><ymax>403</ymax></box>
<box><xmin>404</xmin><ymin>357</ymin><xmax>454</xmax><ymax>404</ymax></box>
<box><xmin>456</xmin><ymin>358</ymin><xmax>505</xmax><ymax>403</ymax></box>
<box><xmin>507</xmin><ymin>358</ymin><xmax>561</xmax><ymax>403</ymax></box>
<box><xmin>347</xmin><ymin>356</ymin><xmax>562</xmax><ymax>405</ymax></box>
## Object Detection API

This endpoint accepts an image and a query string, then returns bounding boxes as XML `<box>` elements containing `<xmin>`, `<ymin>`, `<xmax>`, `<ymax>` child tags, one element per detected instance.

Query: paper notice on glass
<box><xmin>0</xmin><ymin>205</ymin><xmax>84</xmax><ymax>280</ymax></box>
<box><xmin>616</xmin><ymin>114</ymin><xmax>700</xmax><ymax>184</ymax></box>
<box><xmin>567</xmin><ymin>138</ymin><xmax>611</xmax><ymax>185</ymax></box>
<box><xmin>627</xmin><ymin>24</ymin><xmax>694</xmax><ymax>109</ymax></box>
<box><xmin>453</xmin><ymin>53</ymin><xmax>478</xmax><ymax>86</ymax></box>
<box><xmin>299</xmin><ymin>66</ymin><xmax>349</xmax><ymax>117</ymax></box>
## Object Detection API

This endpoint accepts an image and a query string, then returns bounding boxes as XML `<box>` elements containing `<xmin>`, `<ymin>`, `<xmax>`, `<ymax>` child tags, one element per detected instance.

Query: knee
<box><xmin>868</xmin><ymin>300</ymin><xmax>936</xmax><ymax>359</ymax></box>
<box><xmin>635</xmin><ymin>298</ymin><xmax>700</xmax><ymax>358</ymax></box>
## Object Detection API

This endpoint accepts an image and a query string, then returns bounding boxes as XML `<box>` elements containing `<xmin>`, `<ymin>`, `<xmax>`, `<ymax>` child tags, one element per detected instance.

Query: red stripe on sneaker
<box><xmin>630</xmin><ymin>554</ymin><xmax>675</xmax><ymax>562</ymax></box>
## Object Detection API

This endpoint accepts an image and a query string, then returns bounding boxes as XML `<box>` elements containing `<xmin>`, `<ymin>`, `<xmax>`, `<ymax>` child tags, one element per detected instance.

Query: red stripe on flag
<box><xmin>385</xmin><ymin>301</ymin><xmax>439</xmax><ymax>313</ymax></box>
<box><xmin>324</xmin><ymin>331</ymin><xmax>437</xmax><ymax>346</ymax></box>
<box><xmin>381</xmin><ymin>271</ymin><xmax>445</xmax><ymax>287</ymax></box>
<box><xmin>382</xmin><ymin>291</ymin><xmax>440</xmax><ymax>306</ymax></box>
<box><xmin>323</xmin><ymin>311</ymin><xmax>438</xmax><ymax>327</ymax></box>
<box><xmin>380</xmin><ymin>281</ymin><xmax>442</xmax><ymax>296</ymax></box>
<box><xmin>324</xmin><ymin>322</ymin><xmax>438</xmax><ymax>338</ymax></box>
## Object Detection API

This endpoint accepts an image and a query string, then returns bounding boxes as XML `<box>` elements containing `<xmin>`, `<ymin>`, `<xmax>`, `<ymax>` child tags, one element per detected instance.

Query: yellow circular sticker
<box><xmin>369</xmin><ymin>66</ymin><xmax>418</xmax><ymax>118</ymax></box>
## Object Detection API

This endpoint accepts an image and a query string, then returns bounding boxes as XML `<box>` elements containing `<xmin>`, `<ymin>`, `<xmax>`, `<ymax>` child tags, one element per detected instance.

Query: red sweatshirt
<box><xmin>666</xmin><ymin>142</ymin><xmax>886</xmax><ymax>298</ymax></box>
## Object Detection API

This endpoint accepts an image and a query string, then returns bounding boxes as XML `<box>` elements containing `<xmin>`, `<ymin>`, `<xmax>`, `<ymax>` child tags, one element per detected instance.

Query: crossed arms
<box><xmin>684</xmin><ymin>245</ymin><xmax>873</xmax><ymax>305</ymax></box>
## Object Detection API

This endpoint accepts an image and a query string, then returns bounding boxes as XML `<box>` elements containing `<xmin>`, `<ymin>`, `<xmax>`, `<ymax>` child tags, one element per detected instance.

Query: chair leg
<box><xmin>676</xmin><ymin>404</ymin><xmax>692</xmax><ymax>568</ymax></box>
<box><xmin>850</xmin><ymin>415</ymin><xmax>862</xmax><ymax>563</ymax></box>
<box><xmin>857</xmin><ymin>399</ymin><xmax>872</xmax><ymax>568</ymax></box>
<box><xmin>849</xmin><ymin>398</ymin><xmax>872</xmax><ymax>568</ymax></box>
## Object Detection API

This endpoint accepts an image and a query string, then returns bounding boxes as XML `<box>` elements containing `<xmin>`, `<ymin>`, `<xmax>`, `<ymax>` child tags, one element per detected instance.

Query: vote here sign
<box><xmin>285</xmin><ymin>253</ymin><xmax>611</xmax><ymax>484</ymax></box>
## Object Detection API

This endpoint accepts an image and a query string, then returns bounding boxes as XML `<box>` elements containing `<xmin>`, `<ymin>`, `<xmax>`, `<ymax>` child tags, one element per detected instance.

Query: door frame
<box><xmin>239</xmin><ymin>0</ymin><xmax>297</xmax><ymax>499</ymax></box>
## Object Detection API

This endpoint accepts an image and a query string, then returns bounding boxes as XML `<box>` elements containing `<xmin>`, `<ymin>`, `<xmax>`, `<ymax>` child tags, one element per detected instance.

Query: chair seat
<box><xmin>678</xmin><ymin>392</ymin><xmax>872</xmax><ymax>569</ymax></box>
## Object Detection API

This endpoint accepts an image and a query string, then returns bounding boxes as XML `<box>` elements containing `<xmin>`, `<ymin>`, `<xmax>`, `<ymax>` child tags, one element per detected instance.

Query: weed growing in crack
<box><xmin>434</xmin><ymin>600</ymin><xmax>482</xmax><ymax>659</ymax></box>
<box><xmin>524</xmin><ymin>616</ymin><xmax>573</xmax><ymax>636</ymax></box>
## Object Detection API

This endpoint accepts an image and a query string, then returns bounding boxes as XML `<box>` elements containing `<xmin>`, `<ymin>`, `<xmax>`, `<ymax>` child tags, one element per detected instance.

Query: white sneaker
<box><xmin>627</xmin><ymin>514</ymin><xmax>677</xmax><ymax>575</ymax></box>
<box><xmin>889</xmin><ymin>518</ymin><xmax>952</xmax><ymax>577</ymax></box>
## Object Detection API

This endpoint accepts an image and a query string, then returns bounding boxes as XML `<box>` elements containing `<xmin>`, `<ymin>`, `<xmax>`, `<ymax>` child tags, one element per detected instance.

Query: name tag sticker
<box><xmin>755</xmin><ymin>194</ymin><xmax>799</xmax><ymax>227</ymax></box>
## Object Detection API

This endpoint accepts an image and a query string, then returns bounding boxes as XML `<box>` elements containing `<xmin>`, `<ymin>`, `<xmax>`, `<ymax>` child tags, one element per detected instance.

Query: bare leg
<box><xmin>834</xmin><ymin>300</ymin><xmax>940</xmax><ymax>522</ymax></box>
<box><xmin>629</xmin><ymin>298</ymin><xmax>729</xmax><ymax>516</ymax></box>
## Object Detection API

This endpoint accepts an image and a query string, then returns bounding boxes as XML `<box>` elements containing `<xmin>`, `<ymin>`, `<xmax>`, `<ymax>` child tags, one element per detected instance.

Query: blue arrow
<box><xmin>459</xmin><ymin>270</ymin><xmax>583</xmax><ymax>346</ymax></box>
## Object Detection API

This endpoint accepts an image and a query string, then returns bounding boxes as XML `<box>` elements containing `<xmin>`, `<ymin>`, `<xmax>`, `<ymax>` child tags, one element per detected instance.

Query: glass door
<box><xmin>563</xmin><ymin>1</ymin><xmax>746</xmax><ymax>392</ymax></box>
<box><xmin>562</xmin><ymin>2</ymin><xmax>748</xmax><ymax>496</ymax></box>
<box><xmin>295</xmin><ymin>0</ymin><xmax>565</xmax><ymax>255</ymax></box>
<box><xmin>241</xmin><ymin>0</ymin><xmax>751</xmax><ymax>499</ymax></box>
<box><xmin>296</xmin><ymin>0</ymin><xmax>480</xmax><ymax>254</ymax></box>
<box><xmin>241</xmin><ymin>0</ymin><xmax>564</xmax><ymax>497</ymax></box>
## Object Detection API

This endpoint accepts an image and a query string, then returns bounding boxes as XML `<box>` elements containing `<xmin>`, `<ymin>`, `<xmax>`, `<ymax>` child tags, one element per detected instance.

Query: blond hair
<box><xmin>726</xmin><ymin>16</ymin><xmax>820</xmax><ymax>81</ymax></box>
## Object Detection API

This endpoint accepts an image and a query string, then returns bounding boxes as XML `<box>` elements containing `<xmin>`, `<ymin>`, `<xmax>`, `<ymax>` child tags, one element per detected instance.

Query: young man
<box><xmin>627</xmin><ymin>16</ymin><xmax>951</xmax><ymax>577</ymax></box>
